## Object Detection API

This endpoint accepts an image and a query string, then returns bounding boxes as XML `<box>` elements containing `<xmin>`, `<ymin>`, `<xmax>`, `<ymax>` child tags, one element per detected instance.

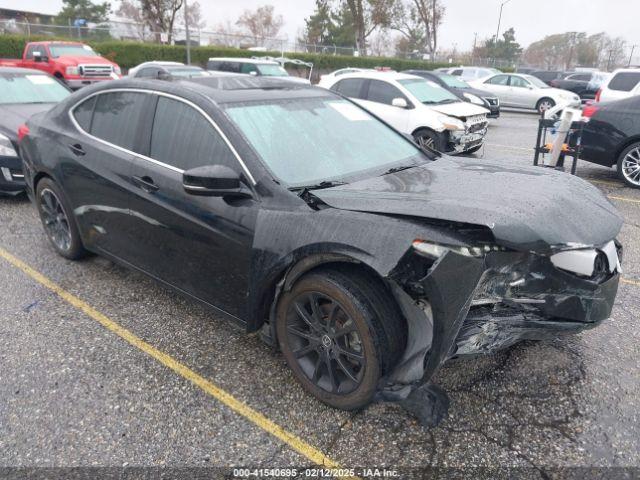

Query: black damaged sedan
<box><xmin>19</xmin><ymin>76</ymin><xmax>623</xmax><ymax>422</ymax></box>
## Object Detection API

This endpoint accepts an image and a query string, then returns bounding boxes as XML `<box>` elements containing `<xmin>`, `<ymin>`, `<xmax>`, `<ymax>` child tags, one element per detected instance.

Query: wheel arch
<box><xmin>614</xmin><ymin>135</ymin><xmax>640</xmax><ymax>165</ymax></box>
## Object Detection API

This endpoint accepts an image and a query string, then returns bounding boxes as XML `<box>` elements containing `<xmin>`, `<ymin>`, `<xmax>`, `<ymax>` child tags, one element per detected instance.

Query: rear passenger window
<box><xmin>73</xmin><ymin>96</ymin><xmax>96</xmax><ymax>132</ymax></box>
<box><xmin>366</xmin><ymin>80</ymin><xmax>404</xmax><ymax>105</ymax></box>
<box><xmin>608</xmin><ymin>72</ymin><xmax>640</xmax><ymax>92</ymax></box>
<box><xmin>332</xmin><ymin>79</ymin><xmax>365</xmax><ymax>99</ymax></box>
<box><xmin>487</xmin><ymin>75</ymin><xmax>509</xmax><ymax>85</ymax></box>
<box><xmin>150</xmin><ymin>96</ymin><xmax>237</xmax><ymax>171</ymax></box>
<box><xmin>91</xmin><ymin>92</ymin><xmax>148</xmax><ymax>151</ymax></box>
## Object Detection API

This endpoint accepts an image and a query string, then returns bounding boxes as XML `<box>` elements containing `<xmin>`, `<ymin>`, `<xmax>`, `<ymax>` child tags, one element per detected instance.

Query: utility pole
<box><xmin>494</xmin><ymin>0</ymin><xmax>512</xmax><ymax>43</ymax></box>
<box><xmin>629</xmin><ymin>45</ymin><xmax>637</xmax><ymax>67</ymax></box>
<box><xmin>606</xmin><ymin>49</ymin><xmax>613</xmax><ymax>71</ymax></box>
<box><xmin>184</xmin><ymin>0</ymin><xmax>191</xmax><ymax>65</ymax></box>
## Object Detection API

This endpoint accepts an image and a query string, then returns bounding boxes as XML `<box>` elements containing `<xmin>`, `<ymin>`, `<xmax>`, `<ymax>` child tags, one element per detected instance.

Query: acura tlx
<box><xmin>18</xmin><ymin>75</ymin><xmax>622</xmax><ymax>424</ymax></box>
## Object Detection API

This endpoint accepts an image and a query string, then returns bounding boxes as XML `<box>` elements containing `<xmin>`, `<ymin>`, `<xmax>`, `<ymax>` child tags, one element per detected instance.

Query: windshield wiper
<box><xmin>437</xmin><ymin>98</ymin><xmax>458</xmax><ymax>104</ymax></box>
<box><xmin>382</xmin><ymin>164</ymin><xmax>416</xmax><ymax>175</ymax></box>
<box><xmin>289</xmin><ymin>180</ymin><xmax>348</xmax><ymax>192</ymax></box>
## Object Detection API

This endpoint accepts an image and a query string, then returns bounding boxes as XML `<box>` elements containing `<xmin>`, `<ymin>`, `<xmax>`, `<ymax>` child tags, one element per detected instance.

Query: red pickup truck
<box><xmin>0</xmin><ymin>41</ymin><xmax>121</xmax><ymax>89</ymax></box>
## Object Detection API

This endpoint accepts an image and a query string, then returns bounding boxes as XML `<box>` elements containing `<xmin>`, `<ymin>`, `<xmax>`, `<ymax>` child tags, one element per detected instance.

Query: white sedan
<box><xmin>319</xmin><ymin>70</ymin><xmax>490</xmax><ymax>155</ymax></box>
<box><xmin>470</xmin><ymin>73</ymin><xmax>581</xmax><ymax>114</ymax></box>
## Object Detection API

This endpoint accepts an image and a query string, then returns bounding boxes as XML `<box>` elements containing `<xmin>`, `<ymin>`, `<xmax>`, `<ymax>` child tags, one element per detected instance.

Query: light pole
<box><xmin>494</xmin><ymin>0</ymin><xmax>513</xmax><ymax>44</ymax></box>
<box><xmin>184</xmin><ymin>0</ymin><xmax>191</xmax><ymax>65</ymax></box>
<box><xmin>629</xmin><ymin>45</ymin><xmax>637</xmax><ymax>67</ymax></box>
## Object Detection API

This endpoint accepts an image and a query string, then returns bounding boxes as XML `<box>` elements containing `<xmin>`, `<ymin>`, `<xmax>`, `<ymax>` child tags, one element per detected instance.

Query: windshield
<box><xmin>398</xmin><ymin>78</ymin><xmax>459</xmax><ymax>104</ymax></box>
<box><xmin>523</xmin><ymin>75</ymin><xmax>549</xmax><ymax>88</ymax></box>
<box><xmin>0</xmin><ymin>74</ymin><xmax>70</xmax><ymax>104</ymax></box>
<box><xmin>256</xmin><ymin>64</ymin><xmax>289</xmax><ymax>77</ymax></box>
<box><xmin>224</xmin><ymin>97</ymin><xmax>425</xmax><ymax>187</ymax></box>
<box><xmin>49</xmin><ymin>44</ymin><xmax>98</xmax><ymax>58</ymax></box>
<box><xmin>167</xmin><ymin>67</ymin><xmax>208</xmax><ymax>77</ymax></box>
<box><xmin>438</xmin><ymin>73</ymin><xmax>470</xmax><ymax>89</ymax></box>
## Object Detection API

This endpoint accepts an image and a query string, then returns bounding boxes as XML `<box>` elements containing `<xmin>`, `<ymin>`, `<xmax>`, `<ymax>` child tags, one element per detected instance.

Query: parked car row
<box><xmin>15</xmin><ymin>74</ymin><xmax>623</xmax><ymax>419</ymax></box>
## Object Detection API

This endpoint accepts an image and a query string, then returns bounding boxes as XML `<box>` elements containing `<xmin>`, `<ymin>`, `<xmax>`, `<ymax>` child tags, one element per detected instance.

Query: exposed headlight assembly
<box><xmin>0</xmin><ymin>133</ymin><xmax>18</xmax><ymax>158</ymax></box>
<box><xmin>463</xmin><ymin>92</ymin><xmax>485</xmax><ymax>105</ymax></box>
<box><xmin>437</xmin><ymin>115</ymin><xmax>465</xmax><ymax>131</ymax></box>
<box><xmin>412</xmin><ymin>239</ymin><xmax>506</xmax><ymax>259</ymax></box>
<box><xmin>113</xmin><ymin>65</ymin><xmax>122</xmax><ymax>75</ymax></box>
<box><xmin>66</xmin><ymin>66</ymin><xmax>79</xmax><ymax>75</ymax></box>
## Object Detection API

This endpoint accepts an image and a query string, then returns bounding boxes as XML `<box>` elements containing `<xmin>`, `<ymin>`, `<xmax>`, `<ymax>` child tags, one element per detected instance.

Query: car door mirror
<box><xmin>392</xmin><ymin>98</ymin><xmax>408</xmax><ymax>108</ymax></box>
<box><xmin>183</xmin><ymin>165</ymin><xmax>252</xmax><ymax>199</ymax></box>
<box><xmin>33</xmin><ymin>52</ymin><xmax>47</xmax><ymax>62</ymax></box>
<box><xmin>157</xmin><ymin>71</ymin><xmax>171</xmax><ymax>80</ymax></box>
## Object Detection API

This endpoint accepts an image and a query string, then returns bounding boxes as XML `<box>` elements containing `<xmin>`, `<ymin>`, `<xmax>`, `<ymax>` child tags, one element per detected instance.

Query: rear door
<box><xmin>127</xmin><ymin>94</ymin><xmax>257</xmax><ymax>316</ymax></box>
<box><xmin>64</xmin><ymin>90</ymin><xmax>153</xmax><ymax>260</ymax></box>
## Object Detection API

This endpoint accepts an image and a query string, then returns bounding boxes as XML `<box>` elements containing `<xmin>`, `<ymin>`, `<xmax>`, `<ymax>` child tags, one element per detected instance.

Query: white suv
<box><xmin>597</xmin><ymin>68</ymin><xmax>640</xmax><ymax>102</ymax></box>
<box><xmin>319</xmin><ymin>71</ymin><xmax>490</xmax><ymax>154</ymax></box>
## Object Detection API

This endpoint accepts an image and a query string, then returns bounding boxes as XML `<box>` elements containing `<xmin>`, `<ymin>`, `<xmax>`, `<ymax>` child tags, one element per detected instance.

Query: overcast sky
<box><xmin>4</xmin><ymin>0</ymin><xmax>639</xmax><ymax>51</ymax></box>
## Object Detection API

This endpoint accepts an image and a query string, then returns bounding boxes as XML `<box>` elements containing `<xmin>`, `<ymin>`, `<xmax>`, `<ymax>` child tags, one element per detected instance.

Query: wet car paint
<box><xmin>19</xmin><ymin>77</ymin><xmax>623</xmax><ymax>426</ymax></box>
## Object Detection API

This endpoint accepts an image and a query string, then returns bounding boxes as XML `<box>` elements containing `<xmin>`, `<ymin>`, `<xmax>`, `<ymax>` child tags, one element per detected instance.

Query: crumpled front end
<box><xmin>376</xmin><ymin>239</ymin><xmax>621</xmax><ymax>426</ymax></box>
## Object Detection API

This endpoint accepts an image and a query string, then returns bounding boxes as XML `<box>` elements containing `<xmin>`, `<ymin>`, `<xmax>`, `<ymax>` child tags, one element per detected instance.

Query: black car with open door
<box><xmin>19</xmin><ymin>76</ymin><xmax>623</xmax><ymax>424</ymax></box>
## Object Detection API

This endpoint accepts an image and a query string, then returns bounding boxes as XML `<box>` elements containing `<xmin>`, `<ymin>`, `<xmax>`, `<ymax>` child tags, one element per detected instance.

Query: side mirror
<box><xmin>183</xmin><ymin>165</ymin><xmax>252</xmax><ymax>199</ymax></box>
<box><xmin>157</xmin><ymin>71</ymin><xmax>171</xmax><ymax>80</ymax></box>
<box><xmin>392</xmin><ymin>97</ymin><xmax>408</xmax><ymax>108</ymax></box>
<box><xmin>249</xmin><ymin>71</ymin><xmax>258</xmax><ymax>76</ymax></box>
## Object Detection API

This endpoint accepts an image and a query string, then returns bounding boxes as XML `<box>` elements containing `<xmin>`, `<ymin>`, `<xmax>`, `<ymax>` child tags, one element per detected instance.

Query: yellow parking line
<box><xmin>0</xmin><ymin>247</ymin><xmax>348</xmax><ymax>472</ymax></box>
<box><xmin>608</xmin><ymin>195</ymin><xmax>640</xmax><ymax>204</ymax></box>
<box><xmin>589</xmin><ymin>179</ymin><xmax>625</xmax><ymax>187</ymax></box>
<box><xmin>622</xmin><ymin>278</ymin><xmax>640</xmax><ymax>287</ymax></box>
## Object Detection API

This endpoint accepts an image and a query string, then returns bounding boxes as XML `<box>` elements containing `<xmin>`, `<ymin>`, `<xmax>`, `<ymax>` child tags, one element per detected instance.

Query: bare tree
<box><xmin>390</xmin><ymin>0</ymin><xmax>426</xmax><ymax>57</ymax></box>
<box><xmin>115</xmin><ymin>0</ymin><xmax>147</xmax><ymax>40</ymax></box>
<box><xmin>178</xmin><ymin>1</ymin><xmax>206</xmax><ymax>31</ymax></box>
<box><xmin>345</xmin><ymin>0</ymin><xmax>395</xmax><ymax>56</ymax></box>
<box><xmin>236</xmin><ymin>5</ymin><xmax>284</xmax><ymax>45</ymax></box>
<box><xmin>140</xmin><ymin>0</ymin><xmax>184</xmax><ymax>43</ymax></box>
<box><xmin>410</xmin><ymin>0</ymin><xmax>445</xmax><ymax>59</ymax></box>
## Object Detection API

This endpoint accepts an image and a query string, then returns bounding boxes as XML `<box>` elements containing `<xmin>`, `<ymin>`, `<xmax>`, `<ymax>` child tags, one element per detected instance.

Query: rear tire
<box><xmin>617</xmin><ymin>142</ymin><xmax>640</xmax><ymax>188</ymax></box>
<box><xmin>276</xmin><ymin>267</ymin><xmax>407</xmax><ymax>410</ymax></box>
<box><xmin>35</xmin><ymin>178</ymin><xmax>87</xmax><ymax>260</ymax></box>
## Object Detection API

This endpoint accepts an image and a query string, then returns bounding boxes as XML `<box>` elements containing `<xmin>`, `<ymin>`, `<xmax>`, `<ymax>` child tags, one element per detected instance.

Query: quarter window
<box><xmin>486</xmin><ymin>75</ymin><xmax>509</xmax><ymax>86</ymax></box>
<box><xmin>366</xmin><ymin>80</ymin><xmax>405</xmax><ymax>105</ymax></box>
<box><xmin>608</xmin><ymin>72</ymin><xmax>640</xmax><ymax>92</ymax></box>
<box><xmin>73</xmin><ymin>96</ymin><xmax>96</xmax><ymax>131</ymax></box>
<box><xmin>90</xmin><ymin>92</ymin><xmax>148</xmax><ymax>152</ymax></box>
<box><xmin>150</xmin><ymin>96</ymin><xmax>237</xmax><ymax>171</ymax></box>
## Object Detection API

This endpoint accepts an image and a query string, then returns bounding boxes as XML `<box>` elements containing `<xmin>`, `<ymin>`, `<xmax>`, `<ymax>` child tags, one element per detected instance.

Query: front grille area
<box><xmin>79</xmin><ymin>64</ymin><xmax>113</xmax><ymax>78</ymax></box>
<box><xmin>465</xmin><ymin>114</ymin><xmax>489</xmax><ymax>133</ymax></box>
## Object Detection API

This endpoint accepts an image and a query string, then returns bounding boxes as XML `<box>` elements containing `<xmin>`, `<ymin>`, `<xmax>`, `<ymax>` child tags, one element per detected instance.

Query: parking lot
<box><xmin>1</xmin><ymin>110</ymin><xmax>638</xmax><ymax>476</ymax></box>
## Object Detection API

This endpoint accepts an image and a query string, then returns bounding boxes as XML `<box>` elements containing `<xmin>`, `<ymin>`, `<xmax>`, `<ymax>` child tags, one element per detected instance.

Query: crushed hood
<box><xmin>312</xmin><ymin>157</ymin><xmax>623</xmax><ymax>252</ymax></box>
<box><xmin>427</xmin><ymin>101</ymin><xmax>489</xmax><ymax>118</ymax></box>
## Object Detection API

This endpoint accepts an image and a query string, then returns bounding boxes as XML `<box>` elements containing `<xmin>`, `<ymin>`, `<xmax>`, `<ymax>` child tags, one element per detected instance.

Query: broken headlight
<box><xmin>412</xmin><ymin>239</ymin><xmax>506</xmax><ymax>259</ymax></box>
<box><xmin>437</xmin><ymin>115</ymin><xmax>465</xmax><ymax>132</ymax></box>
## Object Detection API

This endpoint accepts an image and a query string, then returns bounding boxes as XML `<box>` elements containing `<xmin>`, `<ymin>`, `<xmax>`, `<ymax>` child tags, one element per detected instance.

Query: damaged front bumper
<box><xmin>378</xmin><ymin>243</ymin><xmax>620</xmax><ymax>425</ymax></box>
<box><xmin>449</xmin><ymin>127</ymin><xmax>487</xmax><ymax>154</ymax></box>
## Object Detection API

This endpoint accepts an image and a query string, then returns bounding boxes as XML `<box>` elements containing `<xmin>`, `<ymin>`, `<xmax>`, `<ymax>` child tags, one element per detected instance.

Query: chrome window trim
<box><xmin>67</xmin><ymin>87</ymin><xmax>257</xmax><ymax>184</ymax></box>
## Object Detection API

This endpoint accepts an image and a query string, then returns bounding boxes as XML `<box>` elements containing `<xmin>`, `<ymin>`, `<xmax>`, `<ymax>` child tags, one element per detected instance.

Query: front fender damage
<box><xmin>378</xmin><ymin>250</ymin><xmax>485</xmax><ymax>426</ymax></box>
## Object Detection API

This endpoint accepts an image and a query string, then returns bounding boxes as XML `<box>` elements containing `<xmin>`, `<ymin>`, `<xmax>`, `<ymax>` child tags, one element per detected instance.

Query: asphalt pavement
<box><xmin>0</xmin><ymin>111</ymin><xmax>638</xmax><ymax>478</ymax></box>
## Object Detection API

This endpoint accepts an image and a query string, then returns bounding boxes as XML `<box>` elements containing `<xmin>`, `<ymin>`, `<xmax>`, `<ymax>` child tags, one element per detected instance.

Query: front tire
<box><xmin>617</xmin><ymin>142</ymin><xmax>640</xmax><ymax>188</ymax></box>
<box><xmin>413</xmin><ymin>129</ymin><xmax>447</xmax><ymax>153</ymax></box>
<box><xmin>536</xmin><ymin>97</ymin><xmax>556</xmax><ymax>114</ymax></box>
<box><xmin>36</xmin><ymin>178</ymin><xmax>87</xmax><ymax>259</ymax></box>
<box><xmin>276</xmin><ymin>267</ymin><xmax>406</xmax><ymax>410</ymax></box>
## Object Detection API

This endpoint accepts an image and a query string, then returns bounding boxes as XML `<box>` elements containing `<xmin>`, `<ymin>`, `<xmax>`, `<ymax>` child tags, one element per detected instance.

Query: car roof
<box><xmin>207</xmin><ymin>57</ymin><xmax>280</xmax><ymax>65</ymax></box>
<box><xmin>135</xmin><ymin>61</ymin><xmax>185</xmax><ymax>68</ymax></box>
<box><xmin>0</xmin><ymin>66</ymin><xmax>52</xmax><ymax>75</ymax></box>
<box><xmin>80</xmin><ymin>76</ymin><xmax>331</xmax><ymax>105</ymax></box>
<box><xmin>333</xmin><ymin>70</ymin><xmax>420</xmax><ymax>82</ymax></box>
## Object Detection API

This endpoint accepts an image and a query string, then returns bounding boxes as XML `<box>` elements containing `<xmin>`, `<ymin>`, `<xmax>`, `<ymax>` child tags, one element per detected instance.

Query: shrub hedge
<box><xmin>0</xmin><ymin>34</ymin><xmax>455</xmax><ymax>72</ymax></box>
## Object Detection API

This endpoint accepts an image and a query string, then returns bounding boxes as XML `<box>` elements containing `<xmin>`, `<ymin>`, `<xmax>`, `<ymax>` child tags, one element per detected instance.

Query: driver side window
<box><xmin>366</xmin><ymin>80</ymin><xmax>406</xmax><ymax>106</ymax></box>
<box><xmin>150</xmin><ymin>96</ymin><xmax>238</xmax><ymax>171</ymax></box>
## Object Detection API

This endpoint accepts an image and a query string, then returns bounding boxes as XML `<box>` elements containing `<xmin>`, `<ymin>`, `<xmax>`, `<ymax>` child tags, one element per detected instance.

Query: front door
<box><xmin>356</xmin><ymin>79</ymin><xmax>410</xmax><ymax>133</ymax></box>
<box><xmin>126</xmin><ymin>94</ymin><xmax>257</xmax><ymax>317</ymax></box>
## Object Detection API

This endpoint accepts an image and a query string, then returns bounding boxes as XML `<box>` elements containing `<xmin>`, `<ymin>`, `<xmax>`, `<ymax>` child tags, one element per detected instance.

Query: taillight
<box><xmin>582</xmin><ymin>104</ymin><xmax>599</xmax><ymax>121</ymax></box>
<box><xmin>595</xmin><ymin>88</ymin><xmax>602</xmax><ymax>102</ymax></box>
<box><xmin>17</xmin><ymin>124</ymin><xmax>29</xmax><ymax>142</ymax></box>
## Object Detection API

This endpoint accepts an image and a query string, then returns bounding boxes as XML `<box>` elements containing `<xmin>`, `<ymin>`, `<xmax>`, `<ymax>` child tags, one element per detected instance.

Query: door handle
<box><xmin>132</xmin><ymin>175</ymin><xmax>159</xmax><ymax>193</ymax></box>
<box><xmin>68</xmin><ymin>143</ymin><xmax>86</xmax><ymax>156</ymax></box>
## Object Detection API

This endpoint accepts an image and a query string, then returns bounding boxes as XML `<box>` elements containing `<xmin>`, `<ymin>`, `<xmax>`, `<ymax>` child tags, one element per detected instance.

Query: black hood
<box><xmin>312</xmin><ymin>158</ymin><xmax>623</xmax><ymax>252</ymax></box>
<box><xmin>0</xmin><ymin>103</ymin><xmax>57</xmax><ymax>143</ymax></box>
